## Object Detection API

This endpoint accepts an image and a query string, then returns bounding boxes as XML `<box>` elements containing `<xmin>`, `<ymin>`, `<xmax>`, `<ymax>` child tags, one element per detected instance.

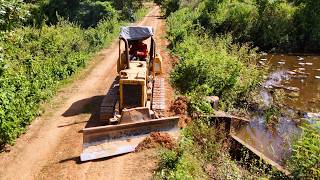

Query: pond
<box><xmin>266</xmin><ymin>54</ymin><xmax>320</xmax><ymax>112</ymax></box>
<box><xmin>231</xmin><ymin>54</ymin><xmax>320</xmax><ymax>167</ymax></box>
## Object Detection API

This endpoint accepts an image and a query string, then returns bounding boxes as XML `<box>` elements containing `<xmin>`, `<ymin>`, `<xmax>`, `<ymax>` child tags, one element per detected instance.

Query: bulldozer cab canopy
<box><xmin>120</xmin><ymin>26</ymin><xmax>154</xmax><ymax>41</ymax></box>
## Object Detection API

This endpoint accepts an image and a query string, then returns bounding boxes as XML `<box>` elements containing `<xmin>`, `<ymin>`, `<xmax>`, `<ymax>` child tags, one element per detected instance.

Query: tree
<box><xmin>0</xmin><ymin>0</ymin><xmax>29</xmax><ymax>31</ymax></box>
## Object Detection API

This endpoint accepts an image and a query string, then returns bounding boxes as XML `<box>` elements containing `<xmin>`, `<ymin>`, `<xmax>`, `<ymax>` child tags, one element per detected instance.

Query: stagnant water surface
<box><xmin>233</xmin><ymin>54</ymin><xmax>320</xmax><ymax>166</ymax></box>
<box><xmin>267</xmin><ymin>54</ymin><xmax>320</xmax><ymax>111</ymax></box>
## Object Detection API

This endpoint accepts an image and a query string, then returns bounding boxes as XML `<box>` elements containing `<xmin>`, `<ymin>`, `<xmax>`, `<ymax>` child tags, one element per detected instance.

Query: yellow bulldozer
<box><xmin>80</xmin><ymin>26</ymin><xmax>179</xmax><ymax>161</ymax></box>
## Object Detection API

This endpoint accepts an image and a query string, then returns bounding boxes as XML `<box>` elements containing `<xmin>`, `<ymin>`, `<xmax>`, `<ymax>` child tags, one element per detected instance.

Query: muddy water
<box><xmin>232</xmin><ymin>117</ymin><xmax>301</xmax><ymax>165</ymax></box>
<box><xmin>232</xmin><ymin>54</ymin><xmax>320</xmax><ymax>166</ymax></box>
<box><xmin>267</xmin><ymin>54</ymin><xmax>320</xmax><ymax>112</ymax></box>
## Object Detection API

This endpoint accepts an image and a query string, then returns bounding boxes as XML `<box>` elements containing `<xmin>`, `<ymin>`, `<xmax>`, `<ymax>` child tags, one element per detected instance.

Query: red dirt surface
<box><xmin>135</xmin><ymin>132</ymin><xmax>176</xmax><ymax>152</ymax></box>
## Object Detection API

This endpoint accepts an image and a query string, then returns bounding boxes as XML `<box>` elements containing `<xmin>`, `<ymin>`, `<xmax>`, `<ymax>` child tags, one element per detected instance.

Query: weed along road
<box><xmin>0</xmin><ymin>6</ymin><xmax>166</xmax><ymax>180</ymax></box>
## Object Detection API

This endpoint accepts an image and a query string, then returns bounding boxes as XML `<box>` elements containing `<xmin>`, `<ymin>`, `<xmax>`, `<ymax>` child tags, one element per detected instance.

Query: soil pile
<box><xmin>169</xmin><ymin>96</ymin><xmax>192</xmax><ymax>127</ymax></box>
<box><xmin>170</xmin><ymin>96</ymin><xmax>188</xmax><ymax>115</ymax></box>
<box><xmin>135</xmin><ymin>132</ymin><xmax>176</xmax><ymax>152</ymax></box>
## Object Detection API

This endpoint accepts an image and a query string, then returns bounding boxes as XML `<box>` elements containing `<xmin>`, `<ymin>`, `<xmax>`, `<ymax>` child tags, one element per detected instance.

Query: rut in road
<box><xmin>0</xmin><ymin>6</ymin><xmax>173</xmax><ymax>180</ymax></box>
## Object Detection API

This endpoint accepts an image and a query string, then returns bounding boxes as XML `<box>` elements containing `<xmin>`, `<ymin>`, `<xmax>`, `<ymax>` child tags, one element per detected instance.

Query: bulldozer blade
<box><xmin>80</xmin><ymin>116</ymin><xmax>179</xmax><ymax>162</ymax></box>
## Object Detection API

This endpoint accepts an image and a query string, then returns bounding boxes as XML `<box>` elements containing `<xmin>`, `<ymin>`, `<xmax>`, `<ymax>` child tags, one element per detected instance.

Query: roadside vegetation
<box><xmin>156</xmin><ymin>0</ymin><xmax>320</xmax><ymax>179</ymax></box>
<box><xmin>287</xmin><ymin>121</ymin><xmax>320</xmax><ymax>178</ymax></box>
<box><xmin>0</xmin><ymin>0</ymin><xmax>148</xmax><ymax>146</ymax></box>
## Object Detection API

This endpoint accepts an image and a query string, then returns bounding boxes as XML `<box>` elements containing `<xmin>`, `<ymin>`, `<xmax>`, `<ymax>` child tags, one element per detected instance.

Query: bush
<box><xmin>157</xmin><ymin>149</ymin><xmax>206</xmax><ymax>179</ymax></box>
<box><xmin>293</xmin><ymin>0</ymin><xmax>320</xmax><ymax>51</ymax></box>
<box><xmin>165</xmin><ymin>0</ymin><xmax>320</xmax><ymax>52</ymax></box>
<box><xmin>287</xmin><ymin>121</ymin><xmax>320</xmax><ymax>178</ymax></box>
<box><xmin>170</xmin><ymin>34</ymin><xmax>262</xmax><ymax>109</ymax></box>
<box><xmin>0</xmin><ymin>0</ymin><xmax>30</xmax><ymax>31</ymax></box>
<box><xmin>156</xmin><ymin>120</ymin><xmax>251</xmax><ymax>179</ymax></box>
<box><xmin>0</xmin><ymin>17</ymin><xmax>120</xmax><ymax>146</ymax></box>
<box><xmin>159</xmin><ymin>3</ymin><xmax>265</xmax><ymax>178</ymax></box>
<box><xmin>24</xmin><ymin>0</ymin><xmax>144</xmax><ymax>28</ymax></box>
<box><xmin>187</xmin><ymin>85</ymin><xmax>213</xmax><ymax>114</ymax></box>
<box><xmin>162</xmin><ymin>0</ymin><xmax>181</xmax><ymax>17</ymax></box>
<box><xmin>0</xmin><ymin>22</ymin><xmax>90</xmax><ymax>145</ymax></box>
<box><xmin>41</xmin><ymin>0</ymin><xmax>118</xmax><ymax>28</ymax></box>
<box><xmin>253</xmin><ymin>1</ymin><xmax>297</xmax><ymax>50</ymax></box>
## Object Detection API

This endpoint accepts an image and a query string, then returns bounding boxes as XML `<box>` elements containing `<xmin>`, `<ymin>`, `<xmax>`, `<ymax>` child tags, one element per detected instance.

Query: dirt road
<box><xmin>0</xmin><ymin>6</ymin><xmax>173</xmax><ymax>180</ymax></box>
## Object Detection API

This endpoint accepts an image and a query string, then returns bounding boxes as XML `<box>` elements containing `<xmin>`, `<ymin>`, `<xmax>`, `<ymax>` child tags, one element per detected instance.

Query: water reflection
<box><xmin>232</xmin><ymin>116</ymin><xmax>301</xmax><ymax>165</ymax></box>
<box><xmin>232</xmin><ymin>54</ymin><xmax>320</xmax><ymax>166</ymax></box>
<box><xmin>268</xmin><ymin>54</ymin><xmax>320</xmax><ymax>112</ymax></box>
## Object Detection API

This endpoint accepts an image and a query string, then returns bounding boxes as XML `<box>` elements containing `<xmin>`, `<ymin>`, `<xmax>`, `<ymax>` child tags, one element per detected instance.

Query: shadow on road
<box><xmin>60</xmin><ymin>95</ymin><xmax>106</xmax><ymax>128</ymax></box>
<box><xmin>61</xmin><ymin>77</ymin><xmax>119</xmax><ymax>129</ymax></box>
<box><xmin>62</xmin><ymin>96</ymin><xmax>104</xmax><ymax>117</ymax></box>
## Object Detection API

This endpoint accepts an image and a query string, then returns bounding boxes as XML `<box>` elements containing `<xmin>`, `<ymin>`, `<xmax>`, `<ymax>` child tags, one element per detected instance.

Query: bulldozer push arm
<box><xmin>81</xmin><ymin>116</ymin><xmax>179</xmax><ymax>161</ymax></box>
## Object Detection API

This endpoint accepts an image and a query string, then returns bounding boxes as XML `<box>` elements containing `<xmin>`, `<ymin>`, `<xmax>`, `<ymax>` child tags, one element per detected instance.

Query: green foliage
<box><xmin>199</xmin><ymin>0</ymin><xmax>258</xmax><ymax>42</ymax></box>
<box><xmin>264</xmin><ymin>105</ymin><xmax>281</xmax><ymax>125</ymax></box>
<box><xmin>254</xmin><ymin>0</ymin><xmax>297</xmax><ymax>50</ymax></box>
<box><xmin>161</xmin><ymin>0</ymin><xmax>181</xmax><ymax>17</ymax></box>
<box><xmin>0</xmin><ymin>0</ymin><xmax>30</xmax><ymax>31</ymax></box>
<box><xmin>293</xmin><ymin>0</ymin><xmax>320</xmax><ymax>51</ymax></box>
<box><xmin>169</xmin><ymin>33</ymin><xmax>262</xmax><ymax>109</ymax></box>
<box><xmin>157</xmin><ymin>149</ymin><xmax>207</xmax><ymax>179</ymax></box>
<box><xmin>187</xmin><ymin>85</ymin><xmax>213</xmax><ymax>114</ymax></box>
<box><xmin>40</xmin><ymin>0</ymin><xmax>118</xmax><ymax>28</ymax></box>
<box><xmin>19</xmin><ymin>0</ymin><xmax>144</xmax><ymax>29</ymax></box>
<box><xmin>157</xmin><ymin>120</ymin><xmax>251</xmax><ymax>179</ymax></box>
<box><xmin>0</xmin><ymin>19</ymin><xmax>120</xmax><ymax>145</ymax></box>
<box><xmin>111</xmin><ymin>0</ymin><xmax>143</xmax><ymax>21</ymax></box>
<box><xmin>287</xmin><ymin>121</ymin><xmax>320</xmax><ymax>178</ymax></box>
<box><xmin>166</xmin><ymin>3</ymin><xmax>263</xmax><ymax>110</ymax></box>
<box><xmin>164</xmin><ymin>0</ymin><xmax>320</xmax><ymax>52</ymax></box>
<box><xmin>165</xmin><ymin>1</ymin><xmax>206</xmax><ymax>46</ymax></box>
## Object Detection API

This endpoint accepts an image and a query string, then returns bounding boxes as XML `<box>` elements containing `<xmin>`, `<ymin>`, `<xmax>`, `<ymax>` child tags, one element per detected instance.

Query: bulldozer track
<box><xmin>100</xmin><ymin>78</ymin><xmax>119</xmax><ymax>122</ymax></box>
<box><xmin>152</xmin><ymin>77</ymin><xmax>165</xmax><ymax>114</ymax></box>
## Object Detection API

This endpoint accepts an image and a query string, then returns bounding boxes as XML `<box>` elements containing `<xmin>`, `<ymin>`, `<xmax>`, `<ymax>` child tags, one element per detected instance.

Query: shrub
<box><xmin>0</xmin><ymin>22</ymin><xmax>91</xmax><ymax>144</ymax></box>
<box><xmin>166</xmin><ymin>6</ymin><xmax>201</xmax><ymax>47</ymax></box>
<box><xmin>157</xmin><ymin>149</ymin><xmax>206</xmax><ymax>179</ymax></box>
<box><xmin>161</xmin><ymin>0</ymin><xmax>181</xmax><ymax>17</ymax></box>
<box><xmin>170</xmin><ymin>34</ymin><xmax>262</xmax><ymax>109</ymax></box>
<box><xmin>253</xmin><ymin>1</ymin><xmax>297</xmax><ymax>50</ymax></box>
<box><xmin>221</xmin><ymin>1</ymin><xmax>258</xmax><ymax>42</ymax></box>
<box><xmin>293</xmin><ymin>0</ymin><xmax>320</xmax><ymax>51</ymax></box>
<box><xmin>41</xmin><ymin>0</ymin><xmax>118</xmax><ymax>28</ymax></box>
<box><xmin>156</xmin><ymin>120</ymin><xmax>251</xmax><ymax>179</ymax></box>
<box><xmin>287</xmin><ymin>121</ymin><xmax>320</xmax><ymax>178</ymax></box>
<box><xmin>0</xmin><ymin>0</ymin><xmax>30</xmax><ymax>31</ymax></box>
<box><xmin>163</xmin><ymin>0</ymin><xmax>320</xmax><ymax>52</ymax></box>
<box><xmin>187</xmin><ymin>85</ymin><xmax>213</xmax><ymax>114</ymax></box>
<box><xmin>0</xmin><ymin>19</ymin><xmax>120</xmax><ymax>146</ymax></box>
